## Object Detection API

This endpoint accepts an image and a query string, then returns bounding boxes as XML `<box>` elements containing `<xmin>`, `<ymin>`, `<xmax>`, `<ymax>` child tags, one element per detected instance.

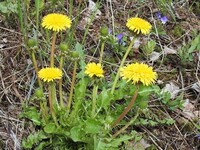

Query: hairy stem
<box><xmin>31</xmin><ymin>51</ymin><xmax>48</xmax><ymax>120</ymax></box>
<box><xmin>111</xmin><ymin>88</ymin><xmax>139</xmax><ymax>128</ymax></box>
<box><xmin>92</xmin><ymin>84</ymin><xmax>98</xmax><ymax>118</ymax></box>
<box><xmin>112</xmin><ymin>109</ymin><xmax>139</xmax><ymax>138</ymax></box>
<box><xmin>35</xmin><ymin>0</ymin><xmax>39</xmax><ymax>46</ymax></box>
<box><xmin>111</xmin><ymin>37</ymin><xmax>136</xmax><ymax>94</ymax></box>
<box><xmin>49</xmin><ymin>82</ymin><xmax>59</xmax><ymax>127</ymax></box>
<box><xmin>67</xmin><ymin>61</ymin><xmax>77</xmax><ymax>112</ymax></box>
<box><xmin>40</xmin><ymin>101</ymin><xmax>47</xmax><ymax>122</ymax></box>
<box><xmin>59</xmin><ymin>56</ymin><xmax>64</xmax><ymax>107</ymax></box>
<box><xmin>99</xmin><ymin>41</ymin><xmax>105</xmax><ymax>64</ymax></box>
<box><xmin>50</xmin><ymin>32</ymin><xmax>57</xmax><ymax>67</ymax></box>
<box><xmin>31</xmin><ymin>51</ymin><xmax>42</xmax><ymax>89</ymax></box>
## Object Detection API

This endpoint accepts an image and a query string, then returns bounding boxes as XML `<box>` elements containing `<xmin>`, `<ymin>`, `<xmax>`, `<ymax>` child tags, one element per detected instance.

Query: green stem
<box><xmin>17</xmin><ymin>0</ymin><xmax>27</xmax><ymax>44</ymax></box>
<box><xmin>35</xmin><ymin>0</ymin><xmax>39</xmax><ymax>46</ymax></box>
<box><xmin>99</xmin><ymin>41</ymin><xmax>105</xmax><ymax>64</ymax></box>
<box><xmin>59</xmin><ymin>56</ymin><xmax>64</xmax><ymax>107</ymax></box>
<box><xmin>111</xmin><ymin>37</ymin><xmax>136</xmax><ymax>94</ymax></box>
<box><xmin>52</xmin><ymin>82</ymin><xmax>57</xmax><ymax>106</ymax></box>
<box><xmin>40</xmin><ymin>101</ymin><xmax>47</xmax><ymax>122</ymax></box>
<box><xmin>50</xmin><ymin>32</ymin><xmax>57</xmax><ymax>67</ymax></box>
<box><xmin>67</xmin><ymin>61</ymin><xmax>77</xmax><ymax>112</ymax></box>
<box><xmin>49</xmin><ymin>82</ymin><xmax>59</xmax><ymax>127</ymax></box>
<box><xmin>49</xmin><ymin>32</ymin><xmax>57</xmax><ymax>109</ymax></box>
<box><xmin>61</xmin><ymin>0</ymin><xmax>65</xmax><ymax>7</ymax></box>
<box><xmin>43</xmin><ymin>100</ymin><xmax>48</xmax><ymax>116</ymax></box>
<box><xmin>68</xmin><ymin>79</ymin><xmax>88</xmax><ymax>121</ymax></box>
<box><xmin>46</xmin><ymin>30</ymin><xmax>50</xmax><ymax>44</ymax></box>
<box><xmin>31</xmin><ymin>51</ymin><xmax>42</xmax><ymax>89</ymax></box>
<box><xmin>67</xmin><ymin>2</ymin><xmax>81</xmax><ymax>44</ymax></box>
<box><xmin>81</xmin><ymin>3</ymin><xmax>99</xmax><ymax>45</ymax></box>
<box><xmin>92</xmin><ymin>84</ymin><xmax>98</xmax><ymax>118</ymax></box>
<box><xmin>31</xmin><ymin>50</ymin><xmax>48</xmax><ymax>119</ymax></box>
<box><xmin>112</xmin><ymin>109</ymin><xmax>140</xmax><ymax>138</ymax></box>
<box><xmin>69</xmin><ymin>0</ymin><xmax>73</xmax><ymax>18</ymax></box>
<box><xmin>93</xmin><ymin>134</ymin><xmax>97</xmax><ymax>150</ymax></box>
<box><xmin>111</xmin><ymin>88</ymin><xmax>139</xmax><ymax>128</ymax></box>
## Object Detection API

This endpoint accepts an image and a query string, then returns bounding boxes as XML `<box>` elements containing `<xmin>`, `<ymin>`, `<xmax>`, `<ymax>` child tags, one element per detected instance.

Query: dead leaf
<box><xmin>182</xmin><ymin>99</ymin><xmax>199</xmax><ymax>120</ymax></box>
<box><xmin>149</xmin><ymin>51</ymin><xmax>160</xmax><ymax>62</ymax></box>
<box><xmin>133</xmin><ymin>138</ymin><xmax>151</xmax><ymax>150</ymax></box>
<box><xmin>133</xmin><ymin>38</ymin><xmax>140</xmax><ymax>49</ymax></box>
<box><xmin>191</xmin><ymin>82</ymin><xmax>200</xmax><ymax>93</ymax></box>
<box><xmin>162</xmin><ymin>82</ymin><xmax>179</xmax><ymax>99</ymax></box>
<box><xmin>88</xmin><ymin>0</ymin><xmax>100</xmax><ymax>14</ymax></box>
<box><xmin>183</xmin><ymin>99</ymin><xmax>194</xmax><ymax>111</ymax></box>
<box><xmin>3</xmin><ymin>38</ymin><xmax>7</xmax><ymax>43</ymax></box>
<box><xmin>77</xmin><ymin>0</ymin><xmax>102</xmax><ymax>30</ymax></box>
<box><xmin>0</xmin><ymin>44</ymin><xmax>5</xmax><ymax>49</ymax></box>
<box><xmin>163</xmin><ymin>45</ymin><xmax>177</xmax><ymax>54</ymax></box>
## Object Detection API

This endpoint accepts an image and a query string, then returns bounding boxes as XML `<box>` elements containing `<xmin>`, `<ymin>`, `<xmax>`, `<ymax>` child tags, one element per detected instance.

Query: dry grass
<box><xmin>0</xmin><ymin>1</ymin><xmax>199</xmax><ymax>149</ymax></box>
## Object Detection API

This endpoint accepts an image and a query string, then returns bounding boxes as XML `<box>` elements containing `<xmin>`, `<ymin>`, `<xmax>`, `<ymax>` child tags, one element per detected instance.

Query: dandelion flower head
<box><xmin>85</xmin><ymin>63</ymin><xmax>104</xmax><ymax>78</ymax></box>
<box><xmin>126</xmin><ymin>17</ymin><xmax>152</xmax><ymax>35</ymax></box>
<box><xmin>42</xmin><ymin>13</ymin><xmax>71</xmax><ymax>32</ymax></box>
<box><xmin>120</xmin><ymin>63</ymin><xmax>157</xmax><ymax>86</ymax></box>
<box><xmin>38</xmin><ymin>67</ymin><xmax>62</xmax><ymax>82</ymax></box>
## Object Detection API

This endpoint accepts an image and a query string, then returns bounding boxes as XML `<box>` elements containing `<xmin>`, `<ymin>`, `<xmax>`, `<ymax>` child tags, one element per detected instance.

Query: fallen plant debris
<box><xmin>0</xmin><ymin>0</ymin><xmax>200</xmax><ymax>149</ymax></box>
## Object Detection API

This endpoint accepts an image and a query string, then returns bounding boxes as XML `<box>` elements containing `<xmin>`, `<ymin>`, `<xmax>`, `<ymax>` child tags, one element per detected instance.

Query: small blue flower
<box><xmin>155</xmin><ymin>12</ymin><xmax>162</xmax><ymax>19</ymax></box>
<box><xmin>160</xmin><ymin>16</ymin><xmax>168</xmax><ymax>24</ymax></box>
<box><xmin>155</xmin><ymin>12</ymin><xmax>168</xmax><ymax>24</ymax></box>
<box><xmin>197</xmin><ymin>134</ymin><xmax>200</xmax><ymax>140</ymax></box>
<box><xmin>117</xmin><ymin>33</ymin><xmax>123</xmax><ymax>44</ymax></box>
<box><xmin>108</xmin><ymin>28</ymin><xmax>112</xmax><ymax>34</ymax></box>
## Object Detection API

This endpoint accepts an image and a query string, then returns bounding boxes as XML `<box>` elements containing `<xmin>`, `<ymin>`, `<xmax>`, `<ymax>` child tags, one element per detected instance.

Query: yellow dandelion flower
<box><xmin>120</xmin><ymin>63</ymin><xmax>157</xmax><ymax>86</ymax></box>
<box><xmin>38</xmin><ymin>67</ymin><xmax>62</xmax><ymax>82</ymax></box>
<box><xmin>126</xmin><ymin>17</ymin><xmax>152</xmax><ymax>35</ymax></box>
<box><xmin>41</xmin><ymin>13</ymin><xmax>71</xmax><ymax>32</ymax></box>
<box><xmin>85</xmin><ymin>63</ymin><xmax>104</xmax><ymax>78</ymax></box>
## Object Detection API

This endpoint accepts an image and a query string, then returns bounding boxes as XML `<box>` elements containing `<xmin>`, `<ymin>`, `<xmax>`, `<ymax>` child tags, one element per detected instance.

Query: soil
<box><xmin>0</xmin><ymin>1</ymin><xmax>200</xmax><ymax>149</ymax></box>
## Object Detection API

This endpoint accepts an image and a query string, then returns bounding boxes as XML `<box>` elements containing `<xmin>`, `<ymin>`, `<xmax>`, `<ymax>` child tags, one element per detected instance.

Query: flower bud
<box><xmin>100</xmin><ymin>26</ymin><xmax>109</xmax><ymax>37</ymax></box>
<box><xmin>59</xmin><ymin>43</ymin><xmax>69</xmax><ymax>51</ymax></box>
<box><xmin>138</xmin><ymin>100</ymin><xmax>148</xmax><ymax>109</ymax></box>
<box><xmin>35</xmin><ymin>88</ymin><xmax>44</xmax><ymax>98</ymax></box>
<box><xmin>71</xmin><ymin>51</ymin><xmax>79</xmax><ymax>58</ymax></box>
<box><xmin>105</xmin><ymin>116</ymin><xmax>114</xmax><ymax>124</ymax></box>
<box><xmin>27</xmin><ymin>39</ymin><xmax>37</xmax><ymax>47</ymax></box>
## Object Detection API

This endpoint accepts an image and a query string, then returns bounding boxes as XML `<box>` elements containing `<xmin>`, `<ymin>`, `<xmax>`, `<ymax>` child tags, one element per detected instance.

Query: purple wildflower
<box><xmin>155</xmin><ymin>12</ymin><xmax>168</xmax><ymax>24</ymax></box>
<box><xmin>155</xmin><ymin>12</ymin><xmax>162</xmax><ymax>19</ymax></box>
<box><xmin>160</xmin><ymin>16</ymin><xmax>168</xmax><ymax>24</ymax></box>
<box><xmin>108</xmin><ymin>28</ymin><xmax>112</xmax><ymax>34</ymax></box>
<box><xmin>117</xmin><ymin>33</ymin><xmax>123</xmax><ymax>44</ymax></box>
<box><xmin>197</xmin><ymin>134</ymin><xmax>200</xmax><ymax>140</ymax></box>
